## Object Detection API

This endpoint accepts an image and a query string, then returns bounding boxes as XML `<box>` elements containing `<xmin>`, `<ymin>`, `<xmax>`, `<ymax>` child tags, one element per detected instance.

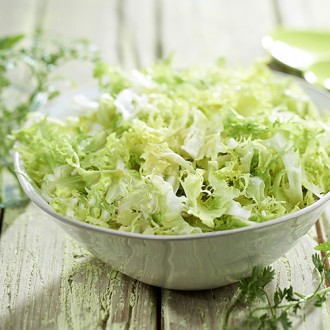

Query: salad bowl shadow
<box><xmin>13</xmin><ymin>77</ymin><xmax>330</xmax><ymax>290</ymax></box>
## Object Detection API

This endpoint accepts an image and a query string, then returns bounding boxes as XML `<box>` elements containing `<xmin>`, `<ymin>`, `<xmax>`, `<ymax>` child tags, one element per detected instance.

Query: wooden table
<box><xmin>1</xmin><ymin>0</ymin><xmax>330</xmax><ymax>329</ymax></box>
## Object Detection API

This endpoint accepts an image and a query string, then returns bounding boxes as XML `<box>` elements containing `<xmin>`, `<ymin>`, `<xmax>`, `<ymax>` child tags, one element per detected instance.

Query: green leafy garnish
<box><xmin>224</xmin><ymin>242</ymin><xmax>330</xmax><ymax>329</ymax></box>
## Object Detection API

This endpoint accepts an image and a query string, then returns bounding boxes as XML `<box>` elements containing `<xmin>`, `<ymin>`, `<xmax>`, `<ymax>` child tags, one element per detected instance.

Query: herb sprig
<box><xmin>0</xmin><ymin>31</ymin><xmax>99</xmax><ymax>207</ymax></box>
<box><xmin>225</xmin><ymin>243</ymin><xmax>330</xmax><ymax>329</ymax></box>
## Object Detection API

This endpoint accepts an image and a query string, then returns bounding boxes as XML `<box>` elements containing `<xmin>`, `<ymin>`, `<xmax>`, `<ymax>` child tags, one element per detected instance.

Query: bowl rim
<box><xmin>13</xmin><ymin>150</ymin><xmax>330</xmax><ymax>241</ymax></box>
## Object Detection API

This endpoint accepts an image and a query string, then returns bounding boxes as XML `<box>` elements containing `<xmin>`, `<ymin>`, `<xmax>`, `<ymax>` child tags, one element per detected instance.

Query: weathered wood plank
<box><xmin>57</xmin><ymin>237</ymin><xmax>157</xmax><ymax>330</ymax></box>
<box><xmin>0</xmin><ymin>203</ymin><xmax>157</xmax><ymax>329</ymax></box>
<box><xmin>0</xmin><ymin>0</ymin><xmax>39</xmax><ymax>37</ymax></box>
<box><xmin>276</xmin><ymin>0</ymin><xmax>330</xmax><ymax>28</ymax></box>
<box><xmin>160</xmin><ymin>0</ymin><xmax>277</xmax><ymax>67</ymax></box>
<box><xmin>0</xmin><ymin>203</ymin><xmax>65</xmax><ymax>329</ymax></box>
<box><xmin>43</xmin><ymin>0</ymin><xmax>119</xmax><ymax>64</ymax></box>
<box><xmin>42</xmin><ymin>0</ymin><xmax>158</xmax><ymax>72</ymax></box>
<box><xmin>37</xmin><ymin>0</ymin><xmax>119</xmax><ymax>85</ymax></box>
<box><xmin>115</xmin><ymin>0</ymin><xmax>158</xmax><ymax>69</ymax></box>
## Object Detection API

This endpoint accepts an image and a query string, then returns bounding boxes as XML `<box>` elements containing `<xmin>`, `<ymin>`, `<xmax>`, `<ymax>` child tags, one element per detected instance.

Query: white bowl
<box><xmin>14</xmin><ymin>78</ymin><xmax>330</xmax><ymax>290</ymax></box>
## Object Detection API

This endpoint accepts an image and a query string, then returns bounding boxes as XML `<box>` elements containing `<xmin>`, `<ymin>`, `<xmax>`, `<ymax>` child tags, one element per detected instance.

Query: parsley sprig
<box><xmin>225</xmin><ymin>243</ymin><xmax>330</xmax><ymax>329</ymax></box>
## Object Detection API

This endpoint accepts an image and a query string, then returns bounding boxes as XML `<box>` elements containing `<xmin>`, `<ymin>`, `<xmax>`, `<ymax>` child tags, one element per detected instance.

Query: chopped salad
<box><xmin>14</xmin><ymin>59</ymin><xmax>330</xmax><ymax>235</ymax></box>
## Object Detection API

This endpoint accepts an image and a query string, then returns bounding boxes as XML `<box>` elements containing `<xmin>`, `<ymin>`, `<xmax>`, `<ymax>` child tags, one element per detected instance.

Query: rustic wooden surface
<box><xmin>1</xmin><ymin>0</ymin><xmax>330</xmax><ymax>329</ymax></box>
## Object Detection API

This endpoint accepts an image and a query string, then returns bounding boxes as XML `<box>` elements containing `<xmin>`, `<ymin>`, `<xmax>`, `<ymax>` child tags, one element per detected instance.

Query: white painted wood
<box><xmin>115</xmin><ymin>0</ymin><xmax>158</xmax><ymax>69</ymax></box>
<box><xmin>0</xmin><ymin>203</ymin><xmax>65</xmax><ymax>329</ymax></box>
<box><xmin>0</xmin><ymin>203</ymin><xmax>157</xmax><ymax>329</ymax></box>
<box><xmin>161</xmin><ymin>0</ymin><xmax>277</xmax><ymax>67</ymax></box>
<box><xmin>0</xmin><ymin>0</ymin><xmax>39</xmax><ymax>37</ymax></box>
<box><xmin>276</xmin><ymin>0</ymin><xmax>330</xmax><ymax>28</ymax></box>
<box><xmin>43</xmin><ymin>0</ymin><xmax>118</xmax><ymax>65</ymax></box>
<box><xmin>31</xmin><ymin>0</ymin><xmax>159</xmax><ymax>85</ymax></box>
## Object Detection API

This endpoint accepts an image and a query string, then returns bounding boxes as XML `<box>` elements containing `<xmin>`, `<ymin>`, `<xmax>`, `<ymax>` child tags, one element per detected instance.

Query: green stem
<box><xmin>294</xmin><ymin>292</ymin><xmax>306</xmax><ymax>299</ymax></box>
<box><xmin>250</xmin><ymin>286</ymin><xmax>330</xmax><ymax>316</ymax></box>
<box><xmin>223</xmin><ymin>293</ymin><xmax>242</xmax><ymax>328</ymax></box>
<box><xmin>263</xmin><ymin>289</ymin><xmax>276</xmax><ymax>318</ymax></box>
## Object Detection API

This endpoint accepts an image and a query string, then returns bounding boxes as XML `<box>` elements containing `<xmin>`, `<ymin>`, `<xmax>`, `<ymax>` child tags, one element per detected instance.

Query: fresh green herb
<box><xmin>224</xmin><ymin>243</ymin><xmax>330</xmax><ymax>329</ymax></box>
<box><xmin>0</xmin><ymin>31</ymin><xmax>99</xmax><ymax>207</ymax></box>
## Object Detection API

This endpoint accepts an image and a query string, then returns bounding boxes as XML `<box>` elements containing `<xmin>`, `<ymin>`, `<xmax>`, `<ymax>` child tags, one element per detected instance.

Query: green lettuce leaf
<box><xmin>14</xmin><ymin>59</ymin><xmax>330</xmax><ymax>235</ymax></box>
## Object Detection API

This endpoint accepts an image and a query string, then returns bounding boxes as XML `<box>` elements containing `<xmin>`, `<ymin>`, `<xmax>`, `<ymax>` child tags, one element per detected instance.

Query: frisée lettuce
<box><xmin>14</xmin><ymin>59</ymin><xmax>330</xmax><ymax>235</ymax></box>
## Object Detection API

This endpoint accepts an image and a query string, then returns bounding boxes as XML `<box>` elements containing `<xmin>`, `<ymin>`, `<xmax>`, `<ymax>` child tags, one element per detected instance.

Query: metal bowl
<box><xmin>13</xmin><ymin>78</ymin><xmax>330</xmax><ymax>290</ymax></box>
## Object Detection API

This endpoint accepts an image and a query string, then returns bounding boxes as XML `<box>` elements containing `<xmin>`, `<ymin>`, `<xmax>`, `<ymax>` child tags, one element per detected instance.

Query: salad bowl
<box><xmin>14</xmin><ymin>70</ymin><xmax>330</xmax><ymax>290</ymax></box>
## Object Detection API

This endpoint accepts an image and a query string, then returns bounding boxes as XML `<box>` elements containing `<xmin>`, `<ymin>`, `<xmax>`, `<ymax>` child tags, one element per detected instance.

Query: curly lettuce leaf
<box><xmin>14</xmin><ymin>59</ymin><xmax>330</xmax><ymax>235</ymax></box>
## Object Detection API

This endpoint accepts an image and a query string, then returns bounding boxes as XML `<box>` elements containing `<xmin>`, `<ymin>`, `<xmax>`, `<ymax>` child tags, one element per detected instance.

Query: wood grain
<box><xmin>160</xmin><ymin>0</ymin><xmax>276</xmax><ymax>67</ymax></box>
<box><xmin>43</xmin><ymin>0</ymin><xmax>118</xmax><ymax>64</ymax></box>
<box><xmin>115</xmin><ymin>0</ymin><xmax>159</xmax><ymax>69</ymax></box>
<box><xmin>0</xmin><ymin>0</ymin><xmax>39</xmax><ymax>37</ymax></box>
<box><xmin>0</xmin><ymin>203</ymin><xmax>157</xmax><ymax>330</ymax></box>
<box><xmin>276</xmin><ymin>0</ymin><xmax>330</xmax><ymax>28</ymax></box>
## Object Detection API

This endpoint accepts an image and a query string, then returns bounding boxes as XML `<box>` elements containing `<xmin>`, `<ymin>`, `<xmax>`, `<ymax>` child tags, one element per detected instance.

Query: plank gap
<box><xmin>156</xmin><ymin>287</ymin><xmax>163</xmax><ymax>330</ymax></box>
<box><xmin>0</xmin><ymin>208</ymin><xmax>4</xmax><ymax>235</ymax></box>
<box><xmin>154</xmin><ymin>0</ymin><xmax>164</xmax><ymax>59</ymax></box>
<box><xmin>33</xmin><ymin>0</ymin><xmax>50</xmax><ymax>33</ymax></box>
<box><xmin>271</xmin><ymin>0</ymin><xmax>283</xmax><ymax>25</ymax></box>
<box><xmin>116</xmin><ymin>0</ymin><xmax>125</xmax><ymax>67</ymax></box>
